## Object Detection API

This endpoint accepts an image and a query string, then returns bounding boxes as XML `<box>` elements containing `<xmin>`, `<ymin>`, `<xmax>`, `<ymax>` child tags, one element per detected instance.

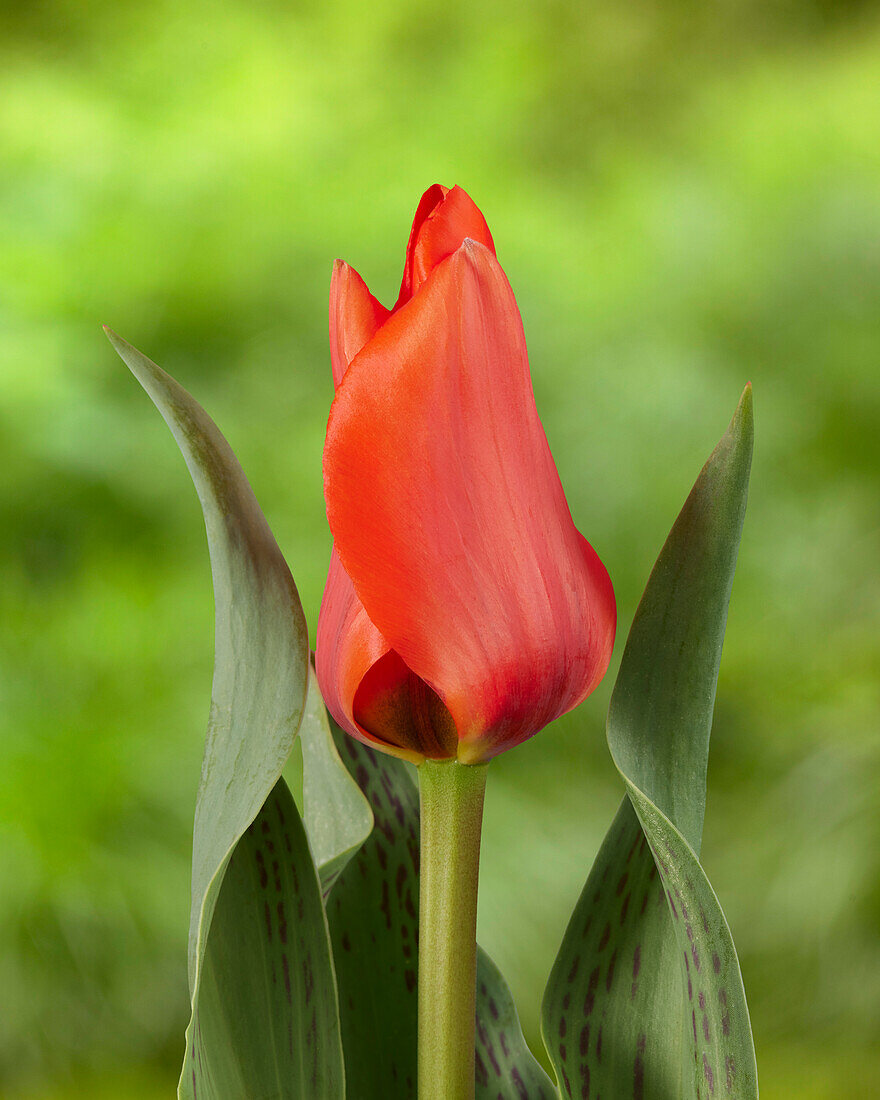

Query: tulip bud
<box><xmin>316</xmin><ymin>185</ymin><xmax>616</xmax><ymax>764</ymax></box>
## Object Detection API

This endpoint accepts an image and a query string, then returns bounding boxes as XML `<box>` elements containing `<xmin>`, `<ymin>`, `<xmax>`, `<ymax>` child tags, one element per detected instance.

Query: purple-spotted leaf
<box><xmin>543</xmin><ymin>387</ymin><xmax>757</xmax><ymax>1100</ymax></box>
<box><xmin>542</xmin><ymin>798</ymin><xmax>682</xmax><ymax>1099</ymax></box>
<box><xmin>105</xmin><ymin>334</ymin><xmax>341</xmax><ymax>1096</ymax></box>
<box><xmin>179</xmin><ymin>779</ymin><xmax>344</xmax><ymax>1098</ymax></box>
<box><xmin>312</xmin><ymin>714</ymin><xmax>551</xmax><ymax>1098</ymax></box>
<box><xmin>476</xmin><ymin>947</ymin><xmax>557</xmax><ymax>1099</ymax></box>
<box><xmin>322</xmin><ymin>727</ymin><xmax>421</xmax><ymax>1099</ymax></box>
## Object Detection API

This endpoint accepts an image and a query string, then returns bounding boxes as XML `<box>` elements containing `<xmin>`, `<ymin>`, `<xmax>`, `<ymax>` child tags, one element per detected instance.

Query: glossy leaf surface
<box><xmin>543</xmin><ymin>388</ymin><xmax>757</xmax><ymax>1100</ymax></box>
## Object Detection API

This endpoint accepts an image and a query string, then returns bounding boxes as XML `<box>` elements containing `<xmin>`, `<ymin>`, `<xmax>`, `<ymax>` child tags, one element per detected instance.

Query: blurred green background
<box><xmin>2</xmin><ymin>1</ymin><xmax>879</xmax><ymax>1096</ymax></box>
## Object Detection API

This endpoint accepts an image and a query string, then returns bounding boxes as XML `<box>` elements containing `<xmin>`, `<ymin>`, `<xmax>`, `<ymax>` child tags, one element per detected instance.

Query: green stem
<box><xmin>418</xmin><ymin>758</ymin><xmax>489</xmax><ymax>1100</ymax></box>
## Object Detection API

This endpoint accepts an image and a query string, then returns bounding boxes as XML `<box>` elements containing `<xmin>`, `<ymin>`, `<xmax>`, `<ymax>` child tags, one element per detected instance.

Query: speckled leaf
<box><xmin>322</xmin><ymin>729</ymin><xmax>421</xmax><ymax>1098</ymax></box>
<box><xmin>475</xmin><ymin>947</ymin><xmax>557</xmax><ymax>1099</ymax></box>
<box><xmin>321</xmin><ymin>719</ymin><xmax>551</xmax><ymax>1098</ymax></box>
<box><xmin>542</xmin><ymin>797</ymin><xmax>682</xmax><ymax>1100</ymax></box>
<box><xmin>105</xmin><ymin>333</ymin><xmax>328</xmax><ymax>1095</ymax></box>
<box><xmin>543</xmin><ymin>387</ymin><xmax>757</xmax><ymax>1100</ymax></box>
<box><xmin>179</xmin><ymin>779</ymin><xmax>344</xmax><ymax>1099</ymax></box>
<box><xmin>301</xmin><ymin>665</ymin><xmax>373</xmax><ymax>896</ymax></box>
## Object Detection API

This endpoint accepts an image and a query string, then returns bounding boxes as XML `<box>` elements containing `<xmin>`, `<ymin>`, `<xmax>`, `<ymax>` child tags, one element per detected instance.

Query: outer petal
<box><xmin>315</xmin><ymin>550</ymin><xmax>425</xmax><ymax>764</ymax></box>
<box><xmin>329</xmin><ymin>260</ymin><xmax>390</xmax><ymax>387</ymax></box>
<box><xmin>325</xmin><ymin>240</ymin><xmax>616</xmax><ymax>762</ymax></box>
<box><xmin>321</xmin><ymin>261</ymin><xmax>414</xmax><ymax>758</ymax></box>
<box><xmin>395</xmin><ymin>185</ymin><xmax>496</xmax><ymax>309</ymax></box>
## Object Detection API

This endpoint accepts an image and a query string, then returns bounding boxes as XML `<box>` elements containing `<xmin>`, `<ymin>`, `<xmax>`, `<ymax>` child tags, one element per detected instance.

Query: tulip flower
<box><xmin>316</xmin><ymin>184</ymin><xmax>616</xmax><ymax>767</ymax></box>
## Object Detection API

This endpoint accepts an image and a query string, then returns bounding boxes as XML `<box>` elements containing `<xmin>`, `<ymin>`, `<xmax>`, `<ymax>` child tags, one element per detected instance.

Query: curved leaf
<box><xmin>475</xmin><ymin>947</ymin><xmax>556</xmax><ymax>1099</ymax></box>
<box><xmin>105</xmin><ymin>333</ymin><xmax>336</xmax><ymax>1096</ymax></box>
<box><xmin>542</xmin><ymin>797</ymin><xmax>682</xmax><ymax>1099</ymax></box>
<box><xmin>179</xmin><ymin>779</ymin><xmax>345</xmax><ymax>1099</ymax></box>
<box><xmin>301</xmin><ymin>664</ymin><xmax>374</xmax><ymax>896</ymax></box>
<box><xmin>543</xmin><ymin>387</ymin><xmax>757</xmax><ymax>1099</ymax></box>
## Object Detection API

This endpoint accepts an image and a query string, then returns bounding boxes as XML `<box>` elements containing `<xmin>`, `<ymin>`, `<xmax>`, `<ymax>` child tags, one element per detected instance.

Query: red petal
<box><xmin>329</xmin><ymin>260</ymin><xmax>390</xmax><ymax>388</ymax></box>
<box><xmin>325</xmin><ymin>241</ymin><xmax>615</xmax><ymax>762</ymax></box>
<box><xmin>315</xmin><ymin>549</ymin><xmax>428</xmax><ymax>764</ymax></box>
<box><xmin>395</xmin><ymin>185</ymin><xmax>495</xmax><ymax>309</ymax></box>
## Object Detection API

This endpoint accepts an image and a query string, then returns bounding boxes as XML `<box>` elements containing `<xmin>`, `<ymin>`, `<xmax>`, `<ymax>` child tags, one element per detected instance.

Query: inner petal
<box><xmin>353</xmin><ymin>650</ymin><xmax>458</xmax><ymax>759</ymax></box>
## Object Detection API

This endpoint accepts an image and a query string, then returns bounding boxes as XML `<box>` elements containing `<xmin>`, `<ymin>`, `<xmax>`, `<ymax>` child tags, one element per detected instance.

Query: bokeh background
<box><xmin>2</xmin><ymin>1</ymin><xmax>879</xmax><ymax>1097</ymax></box>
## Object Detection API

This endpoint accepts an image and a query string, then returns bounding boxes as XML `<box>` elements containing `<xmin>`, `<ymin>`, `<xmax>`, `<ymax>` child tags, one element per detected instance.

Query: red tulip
<box><xmin>316</xmin><ymin>185</ymin><xmax>615</xmax><ymax>765</ymax></box>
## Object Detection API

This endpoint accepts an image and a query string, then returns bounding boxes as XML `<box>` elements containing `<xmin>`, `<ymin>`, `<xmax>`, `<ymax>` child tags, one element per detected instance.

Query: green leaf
<box><xmin>475</xmin><ymin>947</ymin><xmax>557</xmax><ymax>1099</ymax></box>
<box><xmin>301</xmin><ymin>665</ymin><xmax>374</xmax><ymax>896</ymax></box>
<box><xmin>179</xmin><ymin>778</ymin><xmax>345</xmax><ymax>1099</ymax></box>
<box><xmin>322</xmin><ymin>731</ymin><xmax>421</xmax><ymax>1099</ymax></box>
<box><xmin>542</xmin><ymin>387</ymin><xmax>757</xmax><ymax>1100</ymax></box>
<box><xmin>105</xmin><ymin>333</ymin><xmax>340</xmax><ymax>1096</ymax></box>
<box><xmin>542</xmin><ymin>797</ymin><xmax>682</xmax><ymax>1099</ymax></box>
<box><xmin>308</xmin><ymin>718</ymin><xmax>551</xmax><ymax>1098</ymax></box>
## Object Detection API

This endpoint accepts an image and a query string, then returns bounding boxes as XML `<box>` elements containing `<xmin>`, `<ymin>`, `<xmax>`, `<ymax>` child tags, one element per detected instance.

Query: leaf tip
<box><xmin>729</xmin><ymin>381</ymin><xmax>754</xmax><ymax>451</ymax></box>
<box><xmin>103</xmin><ymin>324</ymin><xmax>129</xmax><ymax>357</ymax></box>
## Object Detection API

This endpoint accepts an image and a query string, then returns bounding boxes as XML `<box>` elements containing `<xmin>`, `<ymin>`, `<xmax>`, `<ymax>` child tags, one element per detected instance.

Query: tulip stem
<box><xmin>417</xmin><ymin>758</ymin><xmax>489</xmax><ymax>1100</ymax></box>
